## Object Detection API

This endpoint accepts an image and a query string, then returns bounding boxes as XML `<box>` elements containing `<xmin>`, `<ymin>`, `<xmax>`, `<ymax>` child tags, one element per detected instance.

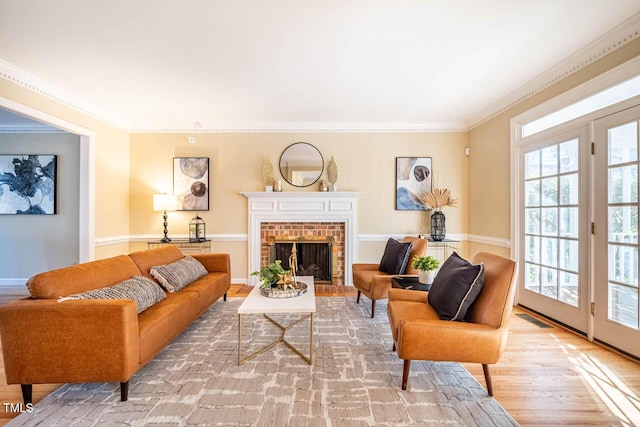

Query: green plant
<box><xmin>411</xmin><ymin>255</ymin><xmax>439</xmax><ymax>271</ymax></box>
<box><xmin>251</xmin><ymin>260</ymin><xmax>289</xmax><ymax>285</ymax></box>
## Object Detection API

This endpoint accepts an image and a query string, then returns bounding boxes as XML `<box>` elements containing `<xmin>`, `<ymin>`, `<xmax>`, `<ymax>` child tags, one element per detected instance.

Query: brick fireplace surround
<box><xmin>242</xmin><ymin>192</ymin><xmax>362</xmax><ymax>286</ymax></box>
<box><xmin>261</xmin><ymin>222</ymin><xmax>345</xmax><ymax>285</ymax></box>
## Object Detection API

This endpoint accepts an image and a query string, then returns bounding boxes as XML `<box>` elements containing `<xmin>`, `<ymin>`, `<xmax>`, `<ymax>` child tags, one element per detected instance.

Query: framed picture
<box><xmin>0</xmin><ymin>154</ymin><xmax>57</xmax><ymax>214</ymax></box>
<box><xmin>173</xmin><ymin>157</ymin><xmax>209</xmax><ymax>211</ymax></box>
<box><xmin>396</xmin><ymin>157</ymin><xmax>432</xmax><ymax>211</ymax></box>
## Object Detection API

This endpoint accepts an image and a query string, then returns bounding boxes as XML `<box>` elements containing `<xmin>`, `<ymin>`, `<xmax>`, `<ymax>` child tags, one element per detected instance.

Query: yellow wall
<box><xmin>130</xmin><ymin>132</ymin><xmax>469</xmax><ymax>279</ymax></box>
<box><xmin>0</xmin><ymin>79</ymin><xmax>131</xmax><ymax>261</ymax></box>
<box><xmin>4</xmin><ymin>36</ymin><xmax>638</xmax><ymax>279</ymax></box>
<box><xmin>467</xmin><ymin>39</ymin><xmax>640</xmax><ymax>258</ymax></box>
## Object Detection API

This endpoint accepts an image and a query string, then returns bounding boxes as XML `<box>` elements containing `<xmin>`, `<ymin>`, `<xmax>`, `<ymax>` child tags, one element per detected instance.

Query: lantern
<box><xmin>430</xmin><ymin>210</ymin><xmax>446</xmax><ymax>241</ymax></box>
<box><xmin>189</xmin><ymin>215</ymin><xmax>206</xmax><ymax>242</ymax></box>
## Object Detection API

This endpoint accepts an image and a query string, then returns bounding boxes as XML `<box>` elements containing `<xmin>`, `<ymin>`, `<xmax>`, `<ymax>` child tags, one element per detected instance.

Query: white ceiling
<box><xmin>1</xmin><ymin>0</ymin><xmax>639</xmax><ymax>132</ymax></box>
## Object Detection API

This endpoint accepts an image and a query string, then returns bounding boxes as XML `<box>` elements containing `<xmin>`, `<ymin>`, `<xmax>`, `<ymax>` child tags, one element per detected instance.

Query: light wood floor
<box><xmin>1</xmin><ymin>285</ymin><xmax>639</xmax><ymax>426</ymax></box>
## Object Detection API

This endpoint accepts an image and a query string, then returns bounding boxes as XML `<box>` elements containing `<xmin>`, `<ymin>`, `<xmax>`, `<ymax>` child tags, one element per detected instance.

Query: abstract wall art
<box><xmin>0</xmin><ymin>154</ymin><xmax>57</xmax><ymax>215</ymax></box>
<box><xmin>395</xmin><ymin>157</ymin><xmax>432</xmax><ymax>211</ymax></box>
<box><xmin>173</xmin><ymin>157</ymin><xmax>209</xmax><ymax>211</ymax></box>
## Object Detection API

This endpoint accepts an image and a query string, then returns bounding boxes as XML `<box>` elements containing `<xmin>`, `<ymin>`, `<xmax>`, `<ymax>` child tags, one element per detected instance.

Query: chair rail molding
<box><xmin>241</xmin><ymin>191</ymin><xmax>362</xmax><ymax>284</ymax></box>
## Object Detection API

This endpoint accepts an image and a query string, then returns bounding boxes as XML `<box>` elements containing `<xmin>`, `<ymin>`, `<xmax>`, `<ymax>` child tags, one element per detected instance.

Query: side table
<box><xmin>147</xmin><ymin>239</ymin><xmax>211</xmax><ymax>254</ymax></box>
<box><xmin>391</xmin><ymin>276</ymin><xmax>431</xmax><ymax>292</ymax></box>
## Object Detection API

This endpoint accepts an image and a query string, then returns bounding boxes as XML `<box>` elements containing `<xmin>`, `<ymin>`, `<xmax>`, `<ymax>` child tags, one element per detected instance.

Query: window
<box><xmin>523</xmin><ymin>75</ymin><xmax>640</xmax><ymax>138</ymax></box>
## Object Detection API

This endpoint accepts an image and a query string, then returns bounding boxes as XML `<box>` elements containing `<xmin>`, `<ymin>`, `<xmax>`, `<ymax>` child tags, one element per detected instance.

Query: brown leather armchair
<box><xmin>387</xmin><ymin>252</ymin><xmax>518</xmax><ymax>395</ymax></box>
<box><xmin>353</xmin><ymin>236</ymin><xmax>427</xmax><ymax>317</ymax></box>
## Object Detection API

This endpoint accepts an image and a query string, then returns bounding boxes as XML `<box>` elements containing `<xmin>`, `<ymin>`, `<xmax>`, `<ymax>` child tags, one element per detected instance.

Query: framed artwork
<box><xmin>173</xmin><ymin>157</ymin><xmax>209</xmax><ymax>211</ymax></box>
<box><xmin>395</xmin><ymin>157</ymin><xmax>432</xmax><ymax>211</ymax></box>
<box><xmin>0</xmin><ymin>154</ymin><xmax>57</xmax><ymax>214</ymax></box>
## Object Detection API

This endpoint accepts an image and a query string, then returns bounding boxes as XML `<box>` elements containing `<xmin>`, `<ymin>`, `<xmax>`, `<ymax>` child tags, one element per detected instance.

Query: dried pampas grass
<box><xmin>420</xmin><ymin>188</ymin><xmax>457</xmax><ymax>210</ymax></box>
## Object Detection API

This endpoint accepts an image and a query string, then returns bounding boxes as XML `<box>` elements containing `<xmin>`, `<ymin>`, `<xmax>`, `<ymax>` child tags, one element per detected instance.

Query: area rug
<box><xmin>9</xmin><ymin>297</ymin><xmax>518</xmax><ymax>426</ymax></box>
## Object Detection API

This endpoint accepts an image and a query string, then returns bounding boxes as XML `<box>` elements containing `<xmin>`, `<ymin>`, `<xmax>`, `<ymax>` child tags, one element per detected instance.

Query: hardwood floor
<box><xmin>1</xmin><ymin>284</ymin><xmax>639</xmax><ymax>426</ymax></box>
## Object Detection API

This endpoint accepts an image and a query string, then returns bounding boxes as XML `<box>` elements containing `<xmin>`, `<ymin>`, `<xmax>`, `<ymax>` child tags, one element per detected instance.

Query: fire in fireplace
<box><xmin>268</xmin><ymin>236</ymin><xmax>336</xmax><ymax>284</ymax></box>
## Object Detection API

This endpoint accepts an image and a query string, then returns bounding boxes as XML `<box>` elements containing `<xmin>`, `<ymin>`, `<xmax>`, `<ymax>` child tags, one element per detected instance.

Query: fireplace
<box><xmin>268</xmin><ymin>236</ymin><xmax>336</xmax><ymax>284</ymax></box>
<box><xmin>242</xmin><ymin>191</ymin><xmax>361</xmax><ymax>286</ymax></box>
<box><xmin>261</xmin><ymin>222</ymin><xmax>344</xmax><ymax>285</ymax></box>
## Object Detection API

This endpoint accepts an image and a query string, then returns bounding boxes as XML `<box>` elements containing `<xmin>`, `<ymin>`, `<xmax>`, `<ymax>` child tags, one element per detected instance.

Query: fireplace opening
<box><xmin>268</xmin><ymin>236</ymin><xmax>335</xmax><ymax>284</ymax></box>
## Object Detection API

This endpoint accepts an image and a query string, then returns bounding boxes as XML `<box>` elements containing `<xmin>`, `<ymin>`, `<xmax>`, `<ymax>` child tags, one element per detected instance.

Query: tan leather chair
<box><xmin>353</xmin><ymin>236</ymin><xmax>427</xmax><ymax>317</ymax></box>
<box><xmin>387</xmin><ymin>252</ymin><xmax>518</xmax><ymax>395</ymax></box>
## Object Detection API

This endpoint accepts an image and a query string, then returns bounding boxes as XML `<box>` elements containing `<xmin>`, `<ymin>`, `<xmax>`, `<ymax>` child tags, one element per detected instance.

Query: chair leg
<box><xmin>223</xmin><ymin>292</ymin><xmax>227</xmax><ymax>302</ymax></box>
<box><xmin>370</xmin><ymin>299</ymin><xmax>376</xmax><ymax>318</ymax></box>
<box><xmin>392</xmin><ymin>342</ymin><xmax>396</xmax><ymax>351</ymax></box>
<box><xmin>402</xmin><ymin>360</ymin><xmax>411</xmax><ymax>390</ymax></box>
<box><xmin>356</xmin><ymin>290</ymin><xmax>361</xmax><ymax>304</ymax></box>
<box><xmin>482</xmin><ymin>364</ymin><xmax>493</xmax><ymax>396</ymax></box>
<box><xmin>21</xmin><ymin>384</ymin><xmax>32</xmax><ymax>405</ymax></box>
<box><xmin>120</xmin><ymin>381</ymin><xmax>129</xmax><ymax>401</ymax></box>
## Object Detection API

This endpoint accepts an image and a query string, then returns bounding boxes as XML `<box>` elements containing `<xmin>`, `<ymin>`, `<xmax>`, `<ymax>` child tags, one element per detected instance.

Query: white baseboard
<box><xmin>0</xmin><ymin>279</ymin><xmax>28</xmax><ymax>287</ymax></box>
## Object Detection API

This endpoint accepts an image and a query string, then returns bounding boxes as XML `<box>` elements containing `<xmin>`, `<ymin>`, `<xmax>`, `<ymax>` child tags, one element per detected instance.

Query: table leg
<box><xmin>238</xmin><ymin>312</ymin><xmax>314</xmax><ymax>365</ymax></box>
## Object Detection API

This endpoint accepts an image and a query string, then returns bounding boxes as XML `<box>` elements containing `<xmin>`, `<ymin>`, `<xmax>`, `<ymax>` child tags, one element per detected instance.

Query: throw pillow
<box><xmin>57</xmin><ymin>275</ymin><xmax>166</xmax><ymax>314</ymax></box>
<box><xmin>379</xmin><ymin>238</ymin><xmax>413</xmax><ymax>274</ymax></box>
<box><xmin>150</xmin><ymin>255</ymin><xmax>208</xmax><ymax>292</ymax></box>
<box><xmin>427</xmin><ymin>252</ymin><xmax>485</xmax><ymax>321</ymax></box>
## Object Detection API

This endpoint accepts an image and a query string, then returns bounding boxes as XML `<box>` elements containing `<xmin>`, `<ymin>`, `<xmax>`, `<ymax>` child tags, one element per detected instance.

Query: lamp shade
<box><xmin>153</xmin><ymin>194</ymin><xmax>177</xmax><ymax>212</ymax></box>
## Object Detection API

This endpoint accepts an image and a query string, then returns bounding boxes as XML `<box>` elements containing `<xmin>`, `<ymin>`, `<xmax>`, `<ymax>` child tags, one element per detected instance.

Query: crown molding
<box><xmin>467</xmin><ymin>12</ymin><xmax>640</xmax><ymax>130</ymax></box>
<box><xmin>129</xmin><ymin>121</ymin><xmax>469</xmax><ymax>133</ymax></box>
<box><xmin>2</xmin><ymin>12</ymin><xmax>638</xmax><ymax>134</ymax></box>
<box><xmin>0</xmin><ymin>59</ymin><xmax>130</xmax><ymax>131</ymax></box>
<box><xmin>0</xmin><ymin>123</ymin><xmax>67</xmax><ymax>133</ymax></box>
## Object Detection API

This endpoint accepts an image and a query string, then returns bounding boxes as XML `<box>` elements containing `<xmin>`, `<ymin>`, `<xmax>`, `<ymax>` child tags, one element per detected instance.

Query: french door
<box><xmin>518</xmin><ymin>127</ymin><xmax>590</xmax><ymax>332</ymax></box>
<box><xmin>594</xmin><ymin>105</ymin><xmax>640</xmax><ymax>357</ymax></box>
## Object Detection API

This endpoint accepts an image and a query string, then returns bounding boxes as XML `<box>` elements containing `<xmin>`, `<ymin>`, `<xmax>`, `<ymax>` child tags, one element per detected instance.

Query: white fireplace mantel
<box><xmin>241</xmin><ymin>191</ymin><xmax>362</xmax><ymax>284</ymax></box>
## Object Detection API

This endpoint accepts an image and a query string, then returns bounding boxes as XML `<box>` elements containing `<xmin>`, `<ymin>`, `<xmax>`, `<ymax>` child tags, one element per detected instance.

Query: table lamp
<box><xmin>153</xmin><ymin>194</ymin><xmax>177</xmax><ymax>242</ymax></box>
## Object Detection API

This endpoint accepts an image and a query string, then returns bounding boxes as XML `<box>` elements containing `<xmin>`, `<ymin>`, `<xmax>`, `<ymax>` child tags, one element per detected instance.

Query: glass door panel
<box><xmin>594</xmin><ymin>105</ymin><xmax>640</xmax><ymax>357</ymax></box>
<box><xmin>519</xmin><ymin>129</ymin><xmax>589</xmax><ymax>332</ymax></box>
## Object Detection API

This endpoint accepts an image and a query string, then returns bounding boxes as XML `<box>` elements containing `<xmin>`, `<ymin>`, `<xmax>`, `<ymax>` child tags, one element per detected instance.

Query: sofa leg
<box><xmin>402</xmin><ymin>360</ymin><xmax>411</xmax><ymax>390</ymax></box>
<box><xmin>370</xmin><ymin>300</ymin><xmax>376</xmax><ymax>318</ymax></box>
<box><xmin>356</xmin><ymin>290</ymin><xmax>361</xmax><ymax>304</ymax></box>
<box><xmin>392</xmin><ymin>342</ymin><xmax>396</xmax><ymax>352</ymax></box>
<box><xmin>224</xmin><ymin>292</ymin><xmax>227</xmax><ymax>302</ymax></box>
<box><xmin>21</xmin><ymin>384</ymin><xmax>32</xmax><ymax>405</ymax></box>
<box><xmin>482</xmin><ymin>364</ymin><xmax>493</xmax><ymax>396</ymax></box>
<box><xmin>120</xmin><ymin>381</ymin><xmax>129</xmax><ymax>401</ymax></box>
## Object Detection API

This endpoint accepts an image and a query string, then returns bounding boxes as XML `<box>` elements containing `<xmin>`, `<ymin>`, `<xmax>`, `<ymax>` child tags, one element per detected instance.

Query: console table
<box><xmin>425</xmin><ymin>238</ymin><xmax>459</xmax><ymax>262</ymax></box>
<box><xmin>147</xmin><ymin>239</ymin><xmax>211</xmax><ymax>254</ymax></box>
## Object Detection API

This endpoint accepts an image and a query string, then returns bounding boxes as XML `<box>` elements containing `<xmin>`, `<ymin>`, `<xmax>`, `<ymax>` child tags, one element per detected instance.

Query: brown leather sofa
<box><xmin>353</xmin><ymin>236</ymin><xmax>427</xmax><ymax>317</ymax></box>
<box><xmin>0</xmin><ymin>245</ymin><xmax>230</xmax><ymax>404</ymax></box>
<box><xmin>386</xmin><ymin>252</ymin><xmax>518</xmax><ymax>394</ymax></box>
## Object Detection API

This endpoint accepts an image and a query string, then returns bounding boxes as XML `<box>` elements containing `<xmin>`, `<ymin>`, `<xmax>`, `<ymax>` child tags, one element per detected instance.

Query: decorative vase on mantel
<box><xmin>431</xmin><ymin>210</ymin><xmax>446</xmax><ymax>241</ymax></box>
<box><xmin>327</xmin><ymin>156</ymin><xmax>338</xmax><ymax>192</ymax></box>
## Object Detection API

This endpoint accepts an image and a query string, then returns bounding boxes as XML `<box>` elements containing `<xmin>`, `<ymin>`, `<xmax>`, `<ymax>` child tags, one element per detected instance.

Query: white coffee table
<box><xmin>237</xmin><ymin>276</ymin><xmax>316</xmax><ymax>365</ymax></box>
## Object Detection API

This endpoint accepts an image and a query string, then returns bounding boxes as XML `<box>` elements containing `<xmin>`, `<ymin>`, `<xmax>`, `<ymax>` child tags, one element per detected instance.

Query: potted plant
<box><xmin>251</xmin><ymin>259</ymin><xmax>289</xmax><ymax>287</ymax></box>
<box><xmin>411</xmin><ymin>255</ymin><xmax>440</xmax><ymax>285</ymax></box>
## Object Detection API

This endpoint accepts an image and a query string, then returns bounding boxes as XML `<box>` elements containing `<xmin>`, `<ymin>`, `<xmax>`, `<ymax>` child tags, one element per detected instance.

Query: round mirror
<box><xmin>279</xmin><ymin>142</ymin><xmax>324</xmax><ymax>187</ymax></box>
